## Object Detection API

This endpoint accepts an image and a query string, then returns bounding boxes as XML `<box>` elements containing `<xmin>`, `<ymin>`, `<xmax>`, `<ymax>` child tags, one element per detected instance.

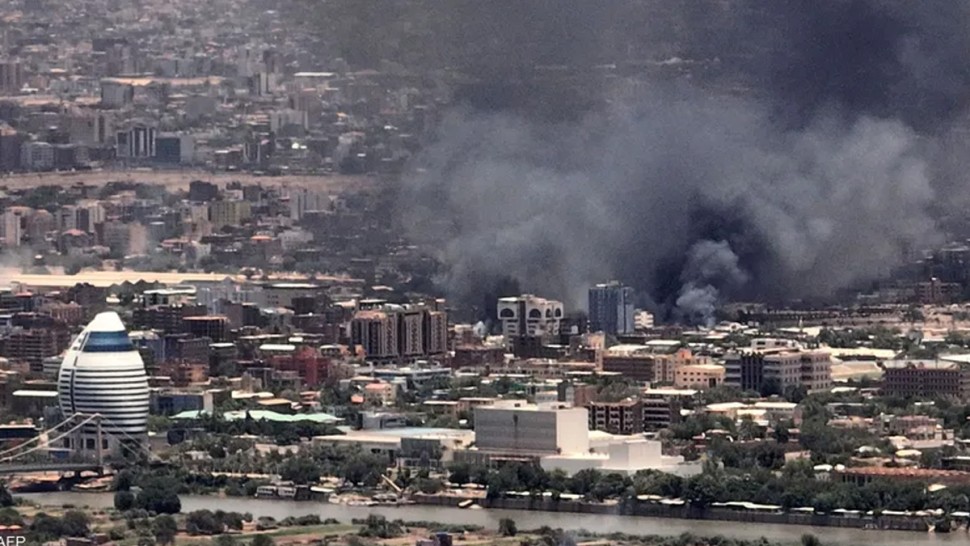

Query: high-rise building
<box><xmin>57</xmin><ymin>312</ymin><xmax>150</xmax><ymax>457</ymax></box>
<box><xmin>349</xmin><ymin>301</ymin><xmax>448</xmax><ymax>364</ymax></box>
<box><xmin>588</xmin><ymin>281</ymin><xmax>635</xmax><ymax>335</ymax></box>
<box><xmin>0</xmin><ymin>61</ymin><xmax>23</xmax><ymax>95</ymax></box>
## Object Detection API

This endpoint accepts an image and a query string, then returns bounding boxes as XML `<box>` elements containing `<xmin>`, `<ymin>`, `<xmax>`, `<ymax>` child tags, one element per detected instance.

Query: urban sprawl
<box><xmin>2</xmin><ymin>1</ymin><xmax>970</xmax><ymax>546</ymax></box>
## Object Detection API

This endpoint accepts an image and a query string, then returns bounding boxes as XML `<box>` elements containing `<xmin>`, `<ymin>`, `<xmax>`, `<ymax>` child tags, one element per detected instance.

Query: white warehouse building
<box><xmin>57</xmin><ymin>312</ymin><xmax>150</xmax><ymax>457</ymax></box>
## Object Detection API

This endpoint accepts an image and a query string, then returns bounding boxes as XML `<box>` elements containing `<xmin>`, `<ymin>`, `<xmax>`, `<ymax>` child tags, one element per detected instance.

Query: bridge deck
<box><xmin>0</xmin><ymin>462</ymin><xmax>104</xmax><ymax>474</ymax></box>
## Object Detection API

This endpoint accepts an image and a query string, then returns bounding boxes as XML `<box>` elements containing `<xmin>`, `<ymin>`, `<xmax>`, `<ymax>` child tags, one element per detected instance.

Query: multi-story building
<box><xmin>600</xmin><ymin>345</ymin><xmax>702</xmax><ymax>384</ymax></box>
<box><xmin>209</xmin><ymin>200</ymin><xmax>252</xmax><ymax>229</ymax></box>
<box><xmin>675</xmin><ymin>363</ymin><xmax>726</xmax><ymax>389</ymax></box>
<box><xmin>588</xmin><ymin>281</ymin><xmax>635</xmax><ymax>335</ymax></box>
<box><xmin>289</xmin><ymin>188</ymin><xmax>332</xmax><ymax>221</ymax></box>
<box><xmin>57</xmin><ymin>312</ymin><xmax>150</xmax><ymax>457</ymax></box>
<box><xmin>0</xmin><ymin>124</ymin><xmax>24</xmax><ymax>171</ymax></box>
<box><xmin>587</xmin><ymin>399</ymin><xmax>644</xmax><ymax>435</ymax></box>
<box><xmin>497</xmin><ymin>295</ymin><xmax>563</xmax><ymax>339</ymax></box>
<box><xmin>1</xmin><ymin>207</ymin><xmax>28</xmax><ymax>247</ymax></box>
<box><xmin>350</xmin><ymin>310</ymin><xmax>398</xmax><ymax>363</ymax></box>
<box><xmin>473</xmin><ymin>401</ymin><xmax>589</xmax><ymax>455</ymax></box>
<box><xmin>0</xmin><ymin>327</ymin><xmax>71</xmax><ymax>373</ymax></box>
<box><xmin>0</xmin><ymin>61</ymin><xmax>23</xmax><ymax>94</ymax></box>
<box><xmin>642</xmin><ymin>388</ymin><xmax>696</xmax><ymax>431</ymax></box>
<box><xmin>882</xmin><ymin>360</ymin><xmax>970</xmax><ymax>399</ymax></box>
<box><xmin>20</xmin><ymin>141</ymin><xmax>54</xmax><ymax>171</ymax></box>
<box><xmin>724</xmin><ymin>348</ymin><xmax>832</xmax><ymax>393</ymax></box>
<box><xmin>350</xmin><ymin>301</ymin><xmax>448</xmax><ymax>365</ymax></box>
<box><xmin>115</xmin><ymin>122</ymin><xmax>157</xmax><ymax>158</ymax></box>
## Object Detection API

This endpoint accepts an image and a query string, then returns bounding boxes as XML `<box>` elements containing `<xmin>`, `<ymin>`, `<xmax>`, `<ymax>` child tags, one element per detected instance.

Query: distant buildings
<box><xmin>882</xmin><ymin>360</ymin><xmax>970</xmax><ymax>399</ymax></box>
<box><xmin>588</xmin><ymin>281</ymin><xmax>635</xmax><ymax>335</ymax></box>
<box><xmin>464</xmin><ymin>400</ymin><xmax>697</xmax><ymax>476</ymax></box>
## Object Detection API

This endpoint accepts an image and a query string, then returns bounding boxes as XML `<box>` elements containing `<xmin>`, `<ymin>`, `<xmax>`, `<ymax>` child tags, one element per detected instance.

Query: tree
<box><xmin>61</xmin><ymin>510</ymin><xmax>90</xmax><ymax>537</ymax></box>
<box><xmin>357</xmin><ymin>515</ymin><xmax>402</xmax><ymax>538</ymax></box>
<box><xmin>135</xmin><ymin>477</ymin><xmax>181</xmax><ymax>514</ymax></box>
<box><xmin>0</xmin><ymin>483</ymin><xmax>13</xmax><ymax>507</ymax></box>
<box><xmin>153</xmin><ymin>515</ymin><xmax>178</xmax><ymax>545</ymax></box>
<box><xmin>185</xmin><ymin>510</ymin><xmax>222</xmax><ymax>535</ymax></box>
<box><xmin>114</xmin><ymin>490</ymin><xmax>135</xmax><ymax>511</ymax></box>
<box><xmin>279</xmin><ymin>457</ymin><xmax>322</xmax><ymax>484</ymax></box>
<box><xmin>801</xmin><ymin>534</ymin><xmax>822</xmax><ymax>546</ymax></box>
<box><xmin>251</xmin><ymin>535</ymin><xmax>275</xmax><ymax>546</ymax></box>
<box><xmin>215</xmin><ymin>535</ymin><xmax>238</xmax><ymax>546</ymax></box>
<box><xmin>498</xmin><ymin>518</ymin><xmax>517</xmax><ymax>537</ymax></box>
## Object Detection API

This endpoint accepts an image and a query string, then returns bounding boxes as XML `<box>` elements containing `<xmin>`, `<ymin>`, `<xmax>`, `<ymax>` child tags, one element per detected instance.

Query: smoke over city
<box><xmin>387</xmin><ymin>0</ymin><xmax>970</xmax><ymax>322</ymax></box>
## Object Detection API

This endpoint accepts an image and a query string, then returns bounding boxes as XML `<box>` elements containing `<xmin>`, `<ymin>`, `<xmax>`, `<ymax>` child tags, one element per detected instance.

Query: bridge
<box><xmin>0</xmin><ymin>462</ymin><xmax>105</xmax><ymax>475</ymax></box>
<box><xmin>0</xmin><ymin>413</ymin><xmax>159</xmax><ymax>478</ymax></box>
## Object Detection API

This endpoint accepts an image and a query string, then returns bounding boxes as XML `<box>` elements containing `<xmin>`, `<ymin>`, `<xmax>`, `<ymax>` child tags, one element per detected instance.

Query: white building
<box><xmin>474</xmin><ymin>400</ymin><xmax>589</xmax><ymax>455</ymax></box>
<box><xmin>289</xmin><ymin>188</ymin><xmax>332</xmax><ymax>221</ymax></box>
<box><xmin>497</xmin><ymin>295</ymin><xmax>564</xmax><ymax>338</ymax></box>
<box><xmin>541</xmin><ymin>435</ymin><xmax>693</xmax><ymax>476</ymax></box>
<box><xmin>57</xmin><ymin>312</ymin><xmax>150</xmax><ymax>457</ymax></box>
<box><xmin>470</xmin><ymin>400</ymin><xmax>699</xmax><ymax>477</ymax></box>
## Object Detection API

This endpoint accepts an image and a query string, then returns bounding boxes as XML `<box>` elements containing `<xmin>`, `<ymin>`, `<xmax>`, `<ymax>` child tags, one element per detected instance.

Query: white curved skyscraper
<box><xmin>57</xmin><ymin>311</ymin><xmax>150</xmax><ymax>456</ymax></box>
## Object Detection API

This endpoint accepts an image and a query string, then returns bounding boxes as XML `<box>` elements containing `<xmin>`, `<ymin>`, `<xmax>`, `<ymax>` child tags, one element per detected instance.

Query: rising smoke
<box><xmin>389</xmin><ymin>0</ymin><xmax>970</xmax><ymax>323</ymax></box>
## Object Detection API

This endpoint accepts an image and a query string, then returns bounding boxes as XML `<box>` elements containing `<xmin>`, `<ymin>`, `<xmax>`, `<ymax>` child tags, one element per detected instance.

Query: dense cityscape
<box><xmin>4</xmin><ymin>1</ymin><xmax>970</xmax><ymax>546</ymax></box>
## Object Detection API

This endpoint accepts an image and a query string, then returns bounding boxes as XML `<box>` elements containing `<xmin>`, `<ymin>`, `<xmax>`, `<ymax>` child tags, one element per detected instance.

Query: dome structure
<box><xmin>57</xmin><ymin>311</ymin><xmax>149</xmax><ymax>455</ymax></box>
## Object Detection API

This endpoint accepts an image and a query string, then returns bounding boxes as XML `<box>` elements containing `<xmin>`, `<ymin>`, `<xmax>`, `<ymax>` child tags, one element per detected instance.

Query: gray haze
<box><xmin>401</xmin><ymin>89</ymin><xmax>941</xmax><ymax>317</ymax></box>
<box><xmin>382</xmin><ymin>1</ymin><xmax>970</xmax><ymax>321</ymax></box>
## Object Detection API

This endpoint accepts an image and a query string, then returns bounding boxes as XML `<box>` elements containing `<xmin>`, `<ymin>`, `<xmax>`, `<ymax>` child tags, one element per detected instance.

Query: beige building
<box><xmin>675</xmin><ymin>363</ymin><xmax>726</xmax><ymax>389</ymax></box>
<box><xmin>208</xmin><ymin>200</ymin><xmax>252</xmax><ymax>229</ymax></box>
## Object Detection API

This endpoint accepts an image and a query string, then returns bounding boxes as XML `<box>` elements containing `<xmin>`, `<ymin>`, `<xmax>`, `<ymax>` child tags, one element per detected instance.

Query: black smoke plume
<box><xmin>294</xmin><ymin>1</ymin><xmax>970</xmax><ymax>322</ymax></box>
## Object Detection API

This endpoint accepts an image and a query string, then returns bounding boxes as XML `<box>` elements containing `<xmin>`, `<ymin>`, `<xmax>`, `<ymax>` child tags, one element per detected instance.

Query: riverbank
<box><xmin>15</xmin><ymin>492</ymin><xmax>964</xmax><ymax>546</ymax></box>
<box><xmin>411</xmin><ymin>494</ymin><xmax>939</xmax><ymax>532</ymax></box>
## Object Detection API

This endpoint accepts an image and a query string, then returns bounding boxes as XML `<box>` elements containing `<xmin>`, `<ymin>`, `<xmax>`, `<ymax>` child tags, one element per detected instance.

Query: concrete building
<box><xmin>474</xmin><ymin>400</ymin><xmax>588</xmax><ymax>455</ymax></box>
<box><xmin>497</xmin><ymin>295</ymin><xmax>563</xmax><ymax>339</ymax></box>
<box><xmin>20</xmin><ymin>141</ymin><xmax>54</xmax><ymax>171</ymax></box>
<box><xmin>539</xmin><ymin>435</ymin><xmax>693</xmax><ymax>476</ymax></box>
<box><xmin>882</xmin><ymin>360</ymin><xmax>970</xmax><ymax>400</ymax></box>
<box><xmin>0</xmin><ymin>61</ymin><xmax>23</xmax><ymax>94</ymax></box>
<box><xmin>289</xmin><ymin>188</ymin><xmax>332</xmax><ymax>222</ymax></box>
<box><xmin>724</xmin><ymin>348</ymin><xmax>832</xmax><ymax>393</ymax></box>
<box><xmin>209</xmin><ymin>200</ymin><xmax>252</xmax><ymax>229</ymax></box>
<box><xmin>642</xmin><ymin>388</ymin><xmax>696</xmax><ymax>431</ymax></box>
<box><xmin>115</xmin><ymin>123</ymin><xmax>157</xmax><ymax>159</ymax></box>
<box><xmin>587</xmin><ymin>399</ymin><xmax>644</xmax><ymax>435</ymax></box>
<box><xmin>588</xmin><ymin>281</ymin><xmax>635</xmax><ymax>335</ymax></box>
<box><xmin>155</xmin><ymin>133</ymin><xmax>195</xmax><ymax>164</ymax></box>
<box><xmin>350</xmin><ymin>301</ymin><xmax>448</xmax><ymax>365</ymax></box>
<box><xmin>675</xmin><ymin>363</ymin><xmax>726</xmax><ymax>390</ymax></box>
<box><xmin>468</xmin><ymin>400</ymin><xmax>697</xmax><ymax>476</ymax></box>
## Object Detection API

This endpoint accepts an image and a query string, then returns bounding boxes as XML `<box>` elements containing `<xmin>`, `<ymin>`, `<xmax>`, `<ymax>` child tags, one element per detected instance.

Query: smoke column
<box><xmin>364</xmin><ymin>0</ymin><xmax>970</xmax><ymax>321</ymax></box>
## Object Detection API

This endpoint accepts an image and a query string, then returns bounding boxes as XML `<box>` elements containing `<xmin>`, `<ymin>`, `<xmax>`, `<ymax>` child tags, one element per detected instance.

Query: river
<box><xmin>16</xmin><ymin>492</ymin><xmax>970</xmax><ymax>546</ymax></box>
